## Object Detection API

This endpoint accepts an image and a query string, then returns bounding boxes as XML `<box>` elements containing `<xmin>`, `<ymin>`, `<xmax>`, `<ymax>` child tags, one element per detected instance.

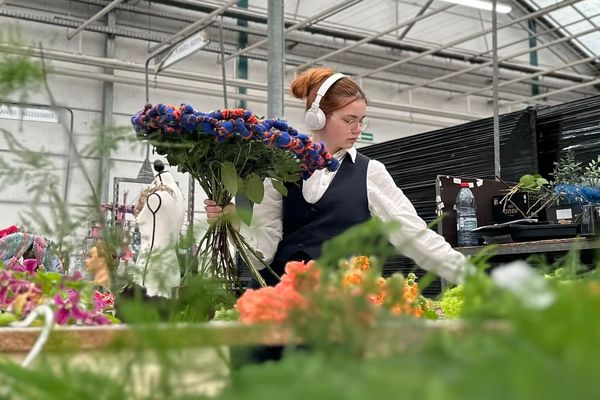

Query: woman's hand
<box><xmin>203</xmin><ymin>200</ymin><xmax>239</xmax><ymax>231</ymax></box>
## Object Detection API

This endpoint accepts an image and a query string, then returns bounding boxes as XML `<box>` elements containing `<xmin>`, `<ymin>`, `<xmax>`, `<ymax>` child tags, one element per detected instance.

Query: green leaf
<box><xmin>272</xmin><ymin>179</ymin><xmax>288</xmax><ymax>196</ymax></box>
<box><xmin>519</xmin><ymin>174</ymin><xmax>535</xmax><ymax>187</ymax></box>
<box><xmin>221</xmin><ymin>161</ymin><xmax>238</xmax><ymax>195</ymax></box>
<box><xmin>0</xmin><ymin>312</ymin><xmax>17</xmax><ymax>326</ymax></box>
<box><xmin>237</xmin><ymin>207</ymin><xmax>253</xmax><ymax>226</ymax></box>
<box><xmin>238</xmin><ymin>176</ymin><xmax>245</xmax><ymax>193</ymax></box>
<box><xmin>535</xmin><ymin>177</ymin><xmax>548</xmax><ymax>186</ymax></box>
<box><xmin>244</xmin><ymin>174</ymin><xmax>265</xmax><ymax>204</ymax></box>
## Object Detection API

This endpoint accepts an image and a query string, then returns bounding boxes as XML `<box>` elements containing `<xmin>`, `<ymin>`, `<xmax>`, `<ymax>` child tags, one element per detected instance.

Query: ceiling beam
<box><xmin>502</xmin><ymin>78</ymin><xmax>600</xmax><ymax>107</ymax></box>
<box><xmin>62</xmin><ymin>0</ymin><xmax>594</xmax><ymax>82</ymax></box>
<box><xmin>2</xmin><ymin>0</ymin><xmax>594</xmax><ymax>98</ymax></box>
<box><xmin>452</xmin><ymin>54</ymin><xmax>600</xmax><ymax>99</ymax></box>
<box><xmin>398</xmin><ymin>24</ymin><xmax>599</xmax><ymax>93</ymax></box>
<box><xmin>0</xmin><ymin>42</ymin><xmax>483</xmax><ymax>121</ymax></box>
<box><xmin>66</xmin><ymin>0</ymin><xmax>125</xmax><ymax>40</ymax></box>
<box><xmin>289</xmin><ymin>3</ymin><xmax>455</xmax><ymax>73</ymax></box>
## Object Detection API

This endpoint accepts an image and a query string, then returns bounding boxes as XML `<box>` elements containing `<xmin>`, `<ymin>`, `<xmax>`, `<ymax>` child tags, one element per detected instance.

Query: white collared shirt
<box><xmin>240</xmin><ymin>147</ymin><xmax>468</xmax><ymax>282</ymax></box>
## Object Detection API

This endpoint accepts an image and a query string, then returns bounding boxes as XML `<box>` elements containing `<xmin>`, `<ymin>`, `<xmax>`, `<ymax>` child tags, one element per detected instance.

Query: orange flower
<box><xmin>236</xmin><ymin>287</ymin><xmax>289</xmax><ymax>323</ymax></box>
<box><xmin>350</xmin><ymin>256</ymin><xmax>371</xmax><ymax>271</ymax></box>
<box><xmin>403</xmin><ymin>283</ymin><xmax>419</xmax><ymax>303</ymax></box>
<box><xmin>343</xmin><ymin>271</ymin><xmax>363</xmax><ymax>287</ymax></box>
<box><xmin>280</xmin><ymin>260</ymin><xmax>320</xmax><ymax>292</ymax></box>
<box><xmin>221</xmin><ymin>108</ymin><xmax>246</xmax><ymax>119</ymax></box>
<box><xmin>368</xmin><ymin>294</ymin><xmax>384</xmax><ymax>306</ymax></box>
<box><xmin>235</xmin><ymin>258</ymin><xmax>431</xmax><ymax>324</ymax></box>
<box><xmin>236</xmin><ymin>260</ymin><xmax>319</xmax><ymax>323</ymax></box>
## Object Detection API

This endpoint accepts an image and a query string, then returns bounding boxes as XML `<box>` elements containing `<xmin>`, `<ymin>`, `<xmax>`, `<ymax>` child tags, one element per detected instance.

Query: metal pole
<box><xmin>237</xmin><ymin>0</ymin><xmax>249</xmax><ymax>109</ymax></box>
<box><xmin>492</xmin><ymin>0</ymin><xmax>500</xmax><ymax>180</ymax></box>
<box><xmin>67</xmin><ymin>0</ymin><xmax>124</xmax><ymax>40</ymax></box>
<box><xmin>398</xmin><ymin>0</ymin><xmax>434</xmax><ymax>41</ymax></box>
<box><xmin>219</xmin><ymin>16</ymin><xmax>229</xmax><ymax>109</ymax></box>
<box><xmin>267</xmin><ymin>0</ymin><xmax>284</xmax><ymax>118</ymax></box>
<box><xmin>100</xmin><ymin>11</ymin><xmax>116</xmax><ymax>203</ymax></box>
<box><xmin>62</xmin><ymin>107</ymin><xmax>75</xmax><ymax>205</ymax></box>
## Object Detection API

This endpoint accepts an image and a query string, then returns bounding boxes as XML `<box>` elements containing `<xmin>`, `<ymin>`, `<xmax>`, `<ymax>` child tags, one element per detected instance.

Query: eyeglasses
<box><xmin>333</xmin><ymin>115</ymin><xmax>368</xmax><ymax>132</ymax></box>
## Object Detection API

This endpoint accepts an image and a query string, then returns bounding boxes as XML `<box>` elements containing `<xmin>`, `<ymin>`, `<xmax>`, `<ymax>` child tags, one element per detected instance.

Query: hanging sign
<box><xmin>0</xmin><ymin>104</ymin><xmax>59</xmax><ymax>123</ymax></box>
<box><xmin>155</xmin><ymin>31</ymin><xmax>210</xmax><ymax>73</ymax></box>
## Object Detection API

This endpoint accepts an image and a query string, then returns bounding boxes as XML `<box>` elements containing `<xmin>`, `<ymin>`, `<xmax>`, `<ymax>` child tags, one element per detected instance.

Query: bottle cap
<box><xmin>460</xmin><ymin>182</ymin><xmax>470</xmax><ymax>188</ymax></box>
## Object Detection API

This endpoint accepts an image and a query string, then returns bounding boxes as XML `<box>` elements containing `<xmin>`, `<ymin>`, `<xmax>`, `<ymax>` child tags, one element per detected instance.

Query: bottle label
<box><xmin>458</xmin><ymin>216</ymin><xmax>477</xmax><ymax>230</ymax></box>
<box><xmin>457</xmin><ymin>216</ymin><xmax>478</xmax><ymax>246</ymax></box>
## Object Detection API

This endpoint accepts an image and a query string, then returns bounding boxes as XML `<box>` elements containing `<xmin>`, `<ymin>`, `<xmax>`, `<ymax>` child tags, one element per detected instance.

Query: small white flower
<box><xmin>491</xmin><ymin>261</ymin><xmax>555</xmax><ymax>309</ymax></box>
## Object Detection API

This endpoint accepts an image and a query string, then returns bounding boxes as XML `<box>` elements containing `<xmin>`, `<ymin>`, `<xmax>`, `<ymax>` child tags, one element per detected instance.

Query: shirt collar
<box><xmin>333</xmin><ymin>146</ymin><xmax>357</xmax><ymax>163</ymax></box>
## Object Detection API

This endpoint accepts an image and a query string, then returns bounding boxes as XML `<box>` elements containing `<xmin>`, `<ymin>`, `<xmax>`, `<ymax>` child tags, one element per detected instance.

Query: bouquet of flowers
<box><xmin>0</xmin><ymin>258</ymin><xmax>114</xmax><ymax>326</ymax></box>
<box><xmin>131</xmin><ymin>104</ymin><xmax>339</xmax><ymax>289</ymax></box>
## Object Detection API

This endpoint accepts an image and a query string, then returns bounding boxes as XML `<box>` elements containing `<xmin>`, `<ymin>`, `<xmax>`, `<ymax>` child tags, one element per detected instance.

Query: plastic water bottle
<box><xmin>456</xmin><ymin>182</ymin><xmax>478</xmax><ymax>247</ymax></box>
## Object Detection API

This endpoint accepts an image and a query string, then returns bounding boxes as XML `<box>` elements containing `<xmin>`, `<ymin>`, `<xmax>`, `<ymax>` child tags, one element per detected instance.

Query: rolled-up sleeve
<box><xmin>367</xmin><ymin>160</ymin><xmax>469</xmax><ymax>283</ymax></box>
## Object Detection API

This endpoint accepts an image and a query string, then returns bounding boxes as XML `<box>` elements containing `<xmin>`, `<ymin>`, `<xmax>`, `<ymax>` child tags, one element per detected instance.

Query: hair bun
<box><xmin>290</xmin><ymin>67</ymin><xmax>336</xmax><ymax>100</ymax></box>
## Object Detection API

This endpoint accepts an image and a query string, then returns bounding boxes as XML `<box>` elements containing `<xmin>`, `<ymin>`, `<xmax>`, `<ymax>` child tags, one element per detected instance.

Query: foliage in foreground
<box><xmin>215</xmin><ymin>256</ymin><xmax>600</xmax><ymax>400</ymax></box>
<box><xmin>1</xmin><ymin>218</ymin><xmax>600</xmax><ymax>399</ymax></box>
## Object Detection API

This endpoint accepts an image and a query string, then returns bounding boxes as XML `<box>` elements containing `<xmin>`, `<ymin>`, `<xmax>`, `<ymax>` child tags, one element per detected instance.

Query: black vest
<box><xmin>270</xmin><ymin>152</ymin><xmax>371</xmax><ymax>275</ymax></box>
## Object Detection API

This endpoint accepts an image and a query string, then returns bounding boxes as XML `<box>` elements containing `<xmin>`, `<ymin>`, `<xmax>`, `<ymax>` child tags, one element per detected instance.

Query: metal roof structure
<box><xmin>1</xmin><ymin>0</ymin><xmax>599</xmax><ymax>116</ymax></box>
<box><xmin>523</xmin><ymin>0</ymin><xmax>600</xmax><ymax>57</ymax></box>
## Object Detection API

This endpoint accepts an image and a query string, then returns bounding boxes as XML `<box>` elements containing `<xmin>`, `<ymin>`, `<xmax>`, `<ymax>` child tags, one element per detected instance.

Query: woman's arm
<box><xmin>366</xmin><ymin>160</ymin><xmax>469</xmax><ymax>283</ymax></box>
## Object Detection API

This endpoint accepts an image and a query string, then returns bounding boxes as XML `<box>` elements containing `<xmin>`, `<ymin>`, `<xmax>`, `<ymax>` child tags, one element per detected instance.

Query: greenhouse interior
<box><xmin>1</xmin><ymin>0</ymin><xmax>599</xmax><ymax>398</ymax></box>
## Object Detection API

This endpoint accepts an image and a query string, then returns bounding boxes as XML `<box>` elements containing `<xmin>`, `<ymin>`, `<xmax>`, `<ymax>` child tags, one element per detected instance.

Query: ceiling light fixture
<box><xmin>439</xmin><ymin>0</ymin><xmax>512</xmax><ymax>14</ymax></box>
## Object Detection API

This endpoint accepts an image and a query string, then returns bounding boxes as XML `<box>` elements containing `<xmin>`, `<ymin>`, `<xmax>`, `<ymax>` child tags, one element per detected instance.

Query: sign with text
<box><xmin>358</xmin><ymin>131</ymin><xmax>374</xmax><ymax>143</ymax></box>
<box><xmin>0</xmin><ymin>104</ymin><xmax>59</xmax><ymax>123</ymax></box>
<box><xmin>155</xmin><ymin>31</ymin><xmax>209</xmax><ymax>73</ymax></box>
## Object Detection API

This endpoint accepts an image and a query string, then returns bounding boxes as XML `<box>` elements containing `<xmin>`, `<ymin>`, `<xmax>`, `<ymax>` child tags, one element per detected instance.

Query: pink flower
<box><xmin>54</xmin><ymin>289</ymin><xmax>89</xmax><ymax>325</ymax></box>
<box><xmin>0</xmin><ymin>270</ymin><xmax>32</xmax><ymax>307</ymax></box>
<box><xmin>82</xmin><ymin>313</ymin><xmax>111</xmax><ymax>326</ymax></box>
<box><xmin>92</xmin><ymin>291</ymin><xmax>115</xmax><ymax>312</ymax></box>
<box><xmin>8</xmin><ymin>259</ymin><xmax>38</xmax><ymax>275</ymax></box>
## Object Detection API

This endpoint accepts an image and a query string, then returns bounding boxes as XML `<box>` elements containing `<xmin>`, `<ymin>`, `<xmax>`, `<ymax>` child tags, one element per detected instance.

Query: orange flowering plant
<box><xmin>235</xmin><ymin>255</ymin><xmax>435</xmax><ymax>324</ymax></box>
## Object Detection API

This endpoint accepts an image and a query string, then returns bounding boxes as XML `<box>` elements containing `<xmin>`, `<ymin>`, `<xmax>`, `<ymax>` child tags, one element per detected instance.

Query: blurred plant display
<box><xmin>0</xmin><ymin>257</ymin><xmax>115</xmax><ymax>326</ymax></box>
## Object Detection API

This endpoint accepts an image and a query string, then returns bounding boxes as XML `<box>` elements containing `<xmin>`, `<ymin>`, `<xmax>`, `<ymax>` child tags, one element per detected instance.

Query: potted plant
<box><xmin>546</xmin><ymin>152</ymin><xmax>600</xmax><ymax>225</ymax></box>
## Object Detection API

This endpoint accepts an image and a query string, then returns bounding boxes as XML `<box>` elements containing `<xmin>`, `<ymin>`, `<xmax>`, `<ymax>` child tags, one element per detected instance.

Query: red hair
<box><xmin>290</xmin><ymin>67</ymin><xmax>367</xmax><ymax>115</ymax></box>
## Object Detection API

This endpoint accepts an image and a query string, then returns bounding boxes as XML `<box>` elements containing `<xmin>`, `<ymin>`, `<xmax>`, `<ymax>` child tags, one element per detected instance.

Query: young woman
<box><xmin>205</xmin><ymin>67</ymin><xmax>469</xmax><ymax>288</ymax></box>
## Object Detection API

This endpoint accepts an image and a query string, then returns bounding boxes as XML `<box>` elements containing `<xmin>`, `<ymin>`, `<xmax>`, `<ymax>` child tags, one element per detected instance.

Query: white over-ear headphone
<box><xmin>304</xmin><ymin>72</ymin><xmax>346</xmax><ymax>131</ymax></box>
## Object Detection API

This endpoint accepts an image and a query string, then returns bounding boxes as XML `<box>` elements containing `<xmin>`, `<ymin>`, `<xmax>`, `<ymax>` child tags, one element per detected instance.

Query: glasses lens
<box><xmin>345</xmin><ymin>118</ymin><xmax>368</xmax><ymax>132</ymax></box>
<box><xmin>359</xmin><ymin>118</ymin><xmax>368</xmax><ymax>131</ymax></box>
